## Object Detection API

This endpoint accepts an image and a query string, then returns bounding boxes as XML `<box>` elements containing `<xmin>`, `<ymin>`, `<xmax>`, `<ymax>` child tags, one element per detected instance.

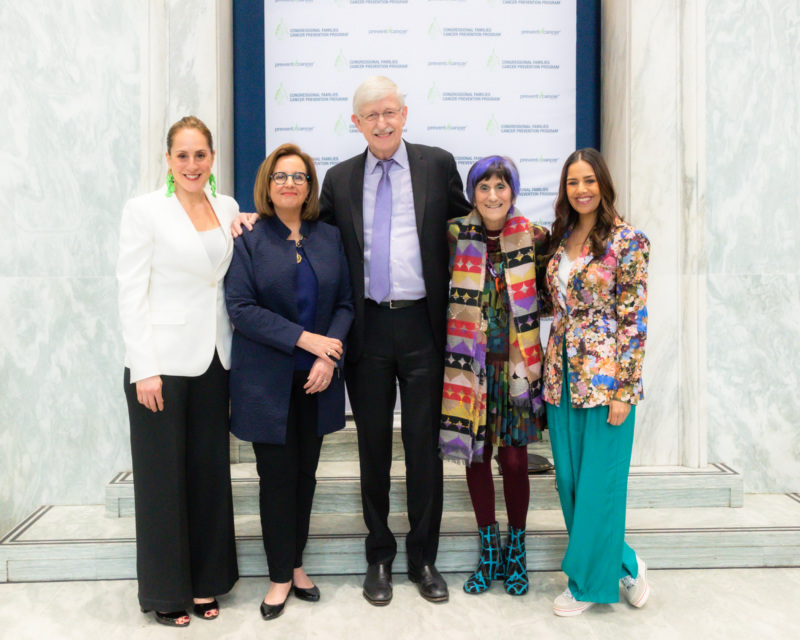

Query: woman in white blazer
<box><xmin>117</xmin><ymin>116</ymin><xmax>239</xmax><ymax>627</ymax></box>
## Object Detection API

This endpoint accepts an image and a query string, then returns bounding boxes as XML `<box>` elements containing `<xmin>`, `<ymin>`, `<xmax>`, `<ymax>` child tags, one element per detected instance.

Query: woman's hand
<box><xmin>231</xmin><ymin>212</ymin><xmax>259</xmax><ymax>238</ymax></box>
<box><xmin>607</xmin><ymin>399</ymin><xmax>631</xmax><ymax>426</ymax></box>
<box><xmin>136</xmin><ymin>376</ymin><xmax>164</xmax><ymax>412</ymax></box>
<box><xmin>304</xmin><ymin>358</ymin><xmax>335</xmax><ymax>394</ymax></box>
<box><xmin>296</xmin><ymin>331</ymin><xmax>343</xmax><ymax>366</ymax></box>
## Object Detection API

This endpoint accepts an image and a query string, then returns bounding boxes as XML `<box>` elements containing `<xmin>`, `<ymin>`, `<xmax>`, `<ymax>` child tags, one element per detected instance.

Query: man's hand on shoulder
<box><xmin>231</xmin><ymin>213</ymin><xmax>259</xmax><ymax>238</ymax></box>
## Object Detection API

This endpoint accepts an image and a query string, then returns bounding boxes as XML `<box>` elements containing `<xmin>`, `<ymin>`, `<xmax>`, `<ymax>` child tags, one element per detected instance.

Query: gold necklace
<box><xmin>295</xmin><ymin>234</ymin><xmax>306</xmax><ymax>263</ymax></box>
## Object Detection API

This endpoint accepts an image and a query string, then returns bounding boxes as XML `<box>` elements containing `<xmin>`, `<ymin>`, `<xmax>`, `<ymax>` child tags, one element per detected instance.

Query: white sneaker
<box><xmin>553</xmin><ymin>588</ymin><xmax>597</xmax><ymax>617</ymax></box>
<box><xmin>621</xmin><ymin>556</ymin><xmax>650</xmax><ymax>608</ymax></box>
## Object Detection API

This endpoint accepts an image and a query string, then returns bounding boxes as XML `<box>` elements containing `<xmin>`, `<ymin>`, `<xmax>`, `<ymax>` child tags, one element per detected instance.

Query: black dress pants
<box><xmin>252</xmin><ymin>370</ymin><xmax>323</xmax><ymax>583</ymax></box>
<box><xmin>346</xmin><ymin>300</ymin><xmax>445</xmax><ymax>568</ymax></box>
<box><xmin>124</xmin><ymin>352</ymin><xmax>238</xmax><ymax>612</ymax></box>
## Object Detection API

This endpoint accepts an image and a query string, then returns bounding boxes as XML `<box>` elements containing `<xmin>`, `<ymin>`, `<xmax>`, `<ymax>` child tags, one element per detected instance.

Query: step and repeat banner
<box><xmin>261</xmin><ymin>0</ymin><xmax>576</xmax><ymax>222</ymax></box>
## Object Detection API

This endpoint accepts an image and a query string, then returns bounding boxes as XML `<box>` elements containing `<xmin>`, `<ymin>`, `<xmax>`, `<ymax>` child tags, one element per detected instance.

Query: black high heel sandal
<box><xmin>140</xmin><ymin>607</ymin><xmax>191</xmax><ymax>627</ymax></box>
<box><xmin>192</xmin><ymin>598</ymin><xmax>220</xmax><ymax>620</ymax></box>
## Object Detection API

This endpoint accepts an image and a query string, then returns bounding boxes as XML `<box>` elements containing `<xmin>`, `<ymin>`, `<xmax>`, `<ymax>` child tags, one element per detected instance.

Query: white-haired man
<box><xmin>320</xmin><ymin>76</ymin><xmax>471</xmax><ymax>605</ymax></box>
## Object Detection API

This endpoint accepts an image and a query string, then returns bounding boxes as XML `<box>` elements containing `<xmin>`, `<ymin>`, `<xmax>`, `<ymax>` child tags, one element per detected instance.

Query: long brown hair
<box><xmin>253</xmin><ymin>143</ymin><xmax>320</xmax><ymax>220</ymax></box>
<box><xmin>548</xmin><ymin>148</ymin><xmax>621</xmax><ymax>259</ymax></box>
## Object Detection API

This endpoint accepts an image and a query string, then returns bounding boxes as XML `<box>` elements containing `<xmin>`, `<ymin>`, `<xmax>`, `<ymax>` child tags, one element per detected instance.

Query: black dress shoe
<box><xmin>260</xmin><ymin>598</ymin><xmax>286</xmax><ymax>621</ymax></box>
<box><xmin>363</xmin><ymin>562</ymin><xmax>393</xmax><ymax>606</ymax></box>
<box><xmin>292</xmin><ymin>584</ymin><xmax>320</xmax><ymax>602</ymax></box>
<box><xmin>408</xmin><ymin>563</ymin><xmax>449</xmax><ymax>603</ymax></box>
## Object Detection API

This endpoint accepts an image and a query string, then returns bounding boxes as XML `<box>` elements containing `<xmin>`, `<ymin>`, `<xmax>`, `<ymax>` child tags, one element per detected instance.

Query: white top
<box><xmin>198</xmin><ymin>226</ymin><xmax>226</xmax><ymax>270</ymax></box>
<box><xmin>557</xmin><ymin>253</ymin><xmax>575</xmax><ymax>310</ymax></box>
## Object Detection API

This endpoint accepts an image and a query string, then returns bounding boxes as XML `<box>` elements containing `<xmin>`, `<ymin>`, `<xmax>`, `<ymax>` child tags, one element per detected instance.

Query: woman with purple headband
<box><xmin>439</xmin><ymin>156</ymin><xmax>550</xmax><ymax>596</ymax></box>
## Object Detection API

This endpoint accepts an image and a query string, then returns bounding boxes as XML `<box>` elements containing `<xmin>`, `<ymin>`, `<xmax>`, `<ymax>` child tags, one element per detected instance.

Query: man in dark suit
<box><xmin>319</xmin><ymin>76</ymin><xmax>471</xmax><ymax>605</ymax></box>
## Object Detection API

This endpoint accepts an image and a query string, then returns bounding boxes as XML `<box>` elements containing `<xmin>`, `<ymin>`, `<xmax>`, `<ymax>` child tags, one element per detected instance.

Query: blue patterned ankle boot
<box><xmin>464</xmin><ymin>522</ymin><xmax>505</xmax><ymax>594</ymax></box>
<box><xmin>504</xmin><ymin>524</ymin><xmax>529</xmax><ymax>595</ymax></box>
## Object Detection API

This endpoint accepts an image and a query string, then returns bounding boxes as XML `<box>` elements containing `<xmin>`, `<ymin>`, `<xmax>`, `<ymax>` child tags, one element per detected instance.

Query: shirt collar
<box><xmin>366</xmin><ymin>140</ymin><xmax>407</xmax><ymax>175</ymax></box>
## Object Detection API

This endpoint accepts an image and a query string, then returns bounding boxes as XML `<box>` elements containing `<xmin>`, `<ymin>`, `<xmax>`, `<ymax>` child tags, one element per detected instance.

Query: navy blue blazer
<box><xmin>225</xmin><ymin>216</ymin><xmax>354</xmax><ymax>444</ymax></box>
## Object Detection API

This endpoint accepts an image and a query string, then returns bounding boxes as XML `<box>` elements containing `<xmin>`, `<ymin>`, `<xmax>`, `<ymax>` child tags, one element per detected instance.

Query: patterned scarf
<box><xmin>439</xmin><ymin>209</ymin><xmax>543</xmax><ymax>465</ymax></box>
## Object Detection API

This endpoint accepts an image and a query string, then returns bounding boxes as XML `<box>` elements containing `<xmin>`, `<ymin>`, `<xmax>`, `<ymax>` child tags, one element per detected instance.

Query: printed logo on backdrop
<box><xmin>274</xmin><ymin>124</ymin><xmax>316</xmax><ymax>132</ymax></box>
<box><xmin>428</xmin><ymin>59</ymin><xmax>468</xmax><ymax>69</ymax></box>
<box><xmin>427</xmin><ymin>84</ymin><xmax>501</xmax><ymax>104</ymax></box>
<box><xmin>271</xmin><ymin>84</ymin><xmax>349</xmax><ymax>105</ymax></box>
<box><xmin>503</xmin><ymin>0</ymin><xmax>562</xmax><ymax>4</ymax></box>
<box><xmin>314</xmin><ymin>156</ymin><xmax>342</xmax><ymax>167</ymax></box>
<box><xmin>519</xmin><ymin>156</ymin><xmax>560</xmax><ymax>165</ymax></box>
<box><xmin>519</xmin><ymin>187</ymin><xmax>558</xmax><ymax>198</ymax></box>
<box><xmin>428</xmin><ymin>21</ymin><xmax>503</xmax><ymax>39</ymax></box>
<box><xmin>274</xmin><ymin>60</ymin><xmax>315</xmax><ymax>69</ymax></box>
<box><xmin>349</xmin><ymin>59</ymin><xmax>409</xmax><ymax>70</ymax></box>
<box><xmin>520</xmin><ymin>28</ymin><xmax>562</xmax><ymax>36</ymax></box>
<box><xmin>503</xmin><ymin>60</ymin><xmax>560</xmax><ymax>70</ymax></box>
<box><xmin>455</xmin><ymin>156</ymin><xmax>487</xmax><ymax>168</ymax></box>
<box><xmin>500</xmin><ymin>123</ymin><xmax>560</xmax><ymax>134</ymax></box>
<box><xmin>520</xmin><ymin>92</ymin><xmax>560</xmax><ymax>101</ymax></box>
<box><xmin>334</xmin><ymin>116</ymin><xmax>349</xmax><ymax>136</ymax></box>
<box><xmin>274</xmin><ymin>20</ymin><xmax>349</xmax><ymax>39</ymax></box>
<box><xmin>367</xmin><ymin>27</ymin><xmax>409</xmax><ymax>35</ymax></box>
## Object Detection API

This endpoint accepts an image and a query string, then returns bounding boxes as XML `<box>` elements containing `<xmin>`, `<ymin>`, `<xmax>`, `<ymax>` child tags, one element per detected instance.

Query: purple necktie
<box><xmin>369</xmin><ymin>159</ymin><xmax>394</xmax><ymax>302</ymax></box>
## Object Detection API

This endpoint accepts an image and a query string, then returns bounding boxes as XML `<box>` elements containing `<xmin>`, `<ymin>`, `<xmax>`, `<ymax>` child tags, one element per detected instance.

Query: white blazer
<box><xmin>117</xmin><ymin>185</ymin><xmax>240</xmax><ymax>383</ymax></box>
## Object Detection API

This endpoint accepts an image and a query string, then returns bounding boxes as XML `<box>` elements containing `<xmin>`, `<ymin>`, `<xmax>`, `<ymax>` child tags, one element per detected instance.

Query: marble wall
<box><xmin>0</xmin><ymin>1</ymin><xmax>141</xmax><ymax>538</ymax></box>
<box><xmin>0</xmin><ymin>0</ymin><xmax>233</xmax><ymax>538</ymax></box>
<box><xmin>705</xmin><ymin>0</ymin><xmax>800</xmax><ymax>492</ymax></box>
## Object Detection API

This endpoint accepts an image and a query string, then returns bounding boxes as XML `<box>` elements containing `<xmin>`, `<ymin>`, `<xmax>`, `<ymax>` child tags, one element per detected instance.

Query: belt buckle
<box><xmin>388</xmin><ymin>299</ymin><xmax>398</xmax><ymax>309</ymax></box>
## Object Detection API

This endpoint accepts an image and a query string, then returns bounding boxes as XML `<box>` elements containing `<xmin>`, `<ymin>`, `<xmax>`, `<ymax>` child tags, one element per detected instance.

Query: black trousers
<box><xmin>124</xmin><ymin>352</ymin><xmax>238</xmax><ymax>611</ymax></box>
<box><xmin>252</xmin><ymin>370</ymin><xmax>323</xmax><ymax>583</ymax></box>
<box><xmin>346</xmin><ymin>300</ymin><xmax>445</xmax><ymax>568</ymax></box>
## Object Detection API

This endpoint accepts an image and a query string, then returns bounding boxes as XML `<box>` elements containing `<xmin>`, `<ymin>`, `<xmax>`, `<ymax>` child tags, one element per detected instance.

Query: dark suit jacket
<box><xmin>225</xmin><ymin>216</ymin><xmax>354</xmax><ymax>444</ymax></box>
<box><xmin>319</xmin><ymin>141</ymin><xmax>471</xmax><ymax>361</ymax></box>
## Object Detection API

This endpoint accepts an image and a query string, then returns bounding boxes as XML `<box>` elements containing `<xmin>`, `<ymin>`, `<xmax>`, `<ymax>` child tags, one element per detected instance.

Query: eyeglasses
<box><xmin>359</xmin><ymin>109</ymin><xmax>401</xmax><ymax>123</ymax></box>
<box><xmin>270</xmin><ymin>172</ymin><xmax>310</xmax><ymax>185</ymax></box>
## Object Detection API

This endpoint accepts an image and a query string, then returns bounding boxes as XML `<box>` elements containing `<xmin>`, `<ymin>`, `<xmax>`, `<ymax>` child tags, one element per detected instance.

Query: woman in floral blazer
<box><xmin>543</xmin><ymin>148</ymin><xmax>651</xmax><ymax>617</ymax></box>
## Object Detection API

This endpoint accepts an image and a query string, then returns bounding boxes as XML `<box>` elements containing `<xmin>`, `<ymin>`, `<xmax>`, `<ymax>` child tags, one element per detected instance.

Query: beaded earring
<box><xmin>209</xmin><ymin>173</ymin><xmax>217</xmax><ymax>198</ymax></box>
<box><xmin>166</xmin><ymin>170</ymin><xmax>175</xmax><ymax>197</ymax></box>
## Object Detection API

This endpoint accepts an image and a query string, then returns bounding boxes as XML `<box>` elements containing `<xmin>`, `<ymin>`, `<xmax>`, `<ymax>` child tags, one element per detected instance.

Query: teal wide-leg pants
<box><xmin>545</xmin><ymin>348</ymin><xmax>639</xmax><ymax>603</ymax></box>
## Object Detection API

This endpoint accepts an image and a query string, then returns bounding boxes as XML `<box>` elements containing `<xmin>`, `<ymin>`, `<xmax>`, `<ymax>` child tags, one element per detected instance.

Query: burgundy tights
<box><xmin>465</xmin><ymin>442</ymin><xmax>530</xmax><ymax>530</ymax></box>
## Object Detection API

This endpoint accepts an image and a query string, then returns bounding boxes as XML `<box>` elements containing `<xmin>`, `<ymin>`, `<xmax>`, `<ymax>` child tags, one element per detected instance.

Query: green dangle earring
<box><xmin>166</xmin><ymin>170</ymin><xmax>175</xmax><ymax>197</ymax></box>
<box><xmin>209</xmin><ymin>173</ymin><xmax>217</xmax><ymax>198</ymax></box>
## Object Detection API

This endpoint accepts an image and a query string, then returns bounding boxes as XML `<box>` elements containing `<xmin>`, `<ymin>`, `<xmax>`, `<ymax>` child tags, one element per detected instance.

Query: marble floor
<box><xmin>2</xmin><ymin>568</ymin><xmax>800</xmax><ymax>640</ymax></box>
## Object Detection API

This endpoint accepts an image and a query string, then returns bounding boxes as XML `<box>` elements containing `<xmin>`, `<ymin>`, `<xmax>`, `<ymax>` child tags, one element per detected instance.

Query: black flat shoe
<box><xmin>260</xmin><ymin>598</ymin><xmax>287</xmax><ymax>621</ymax></box>
<box><xmin>141</xmin><ymin>608</ymin><xmax>191</xmax><ymax>627</ymax></box>
<box><xmin>192</xmin><ymin>598</ymin><xmax>219</xmax><ymax>620</ymax></box>
<box><xmin>292</xmin><ymin>585</ymin><xmax>320</xmax><ymax>602</ymax></box>
<box><xmin>408</xmin><ymin>563</ymin><xmax>449</xmax><ymax>603</ymax></box>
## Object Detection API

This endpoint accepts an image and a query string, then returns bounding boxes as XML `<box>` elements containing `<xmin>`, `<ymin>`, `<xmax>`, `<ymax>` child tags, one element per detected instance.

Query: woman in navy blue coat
<box><xmin>225</xmin><ymin>143</ymin><xmax>353</xmax><ymax>621</ymax></box>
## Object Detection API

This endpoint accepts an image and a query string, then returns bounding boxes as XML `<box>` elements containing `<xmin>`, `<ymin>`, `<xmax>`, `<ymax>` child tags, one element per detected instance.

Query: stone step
<box><xmin>104</xmin><ymin>460</ymin><xmax>744</xmax><ymax>518</ymax></box>
<box><xmin>3</xmin><ymin>494</ymin><xmax>799</xmax><ymax>582</ymax></box>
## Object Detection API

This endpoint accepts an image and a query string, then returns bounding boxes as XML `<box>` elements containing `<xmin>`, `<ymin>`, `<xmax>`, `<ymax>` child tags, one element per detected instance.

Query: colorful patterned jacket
<box><xmin>543</xmin><ymin>221</ymin><xmax>649</xmax><ymax>408</ymax></box>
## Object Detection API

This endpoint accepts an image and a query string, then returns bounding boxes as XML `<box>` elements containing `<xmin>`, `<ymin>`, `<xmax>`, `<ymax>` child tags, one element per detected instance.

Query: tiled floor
<box><xmin>2</xmin><ymin>568</ymin><xmax>800</xmax><ymax>639</ymax></box>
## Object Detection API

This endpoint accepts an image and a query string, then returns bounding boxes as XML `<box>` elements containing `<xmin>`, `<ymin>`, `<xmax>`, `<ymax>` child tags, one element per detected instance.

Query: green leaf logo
<box><xmin>428</xmin><ymin>18</ymin><xmax>442</xmax><ymax>39</ymax></box>
<box><xmin>274</xmin><ymin>83</ymin><xmax>288</xmax><ymax>106</ymax></box>
<box><xmin>334</xmin><ymin>115</ymin><xmax>348</xmax><ymax>136</ymax></box>
<box><xmin>427</xmin><ymin>82</ymin><xmax>441</xmax><ymax>104</ymax></box>
<box><xmin>487</xmin><ymin>49</ymin><xmax>500</xmax><ymax>71</ymax></box>
<box><xmin>275</xmin><ymin>19</ymin><xmax>288</xmax><ymax>40</ymax></box>
<box><xmin>486</xmin><ymin>114</ymin><xmax>499</xmax><ymax>136</ymax></box>
<box><xmin>334</xmin><ymin>49</ymin><xmax>348</xmax><ymax>72</ymax></box>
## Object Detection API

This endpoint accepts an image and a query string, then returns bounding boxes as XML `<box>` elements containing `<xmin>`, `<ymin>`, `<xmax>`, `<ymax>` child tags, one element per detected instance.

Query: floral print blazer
<box><xmin>543</xmin><ymin>221</ymin><xmax>649</xmax><ymax>408</ymax></box>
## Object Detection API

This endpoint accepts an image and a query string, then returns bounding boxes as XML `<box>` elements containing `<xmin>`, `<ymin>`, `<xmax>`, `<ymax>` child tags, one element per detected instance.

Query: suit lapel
<box><xmin>350</xmin><ymin>152</ymin><xmax>367</xmax><ymax>253</ymax></box>
<box><xmin>406</xmin><ymin>141</ymin><xmax>427</xmax><ymax>241</ymax></box>
<box><xmin>206</xmin><ymin>190</ymin><xmax>233</xmax><ymax>278</ymax></box>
